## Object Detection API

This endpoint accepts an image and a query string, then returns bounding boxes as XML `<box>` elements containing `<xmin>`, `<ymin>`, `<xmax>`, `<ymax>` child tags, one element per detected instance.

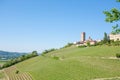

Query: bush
<box><xmin>87</xmin><ymin>41</ymin><xmax>90</xmax><ymax>47</ymax></box>
<box><xmin>41</xmin><ymin>48</ymin><xmax>57</xmax><ymax>55</ymax></box>
<box><xmin>63</xmin><ymin>43</ymin><xmax>73</xmax><ymax>48</ymax></box>
<box><xmin>16</xmin><ymin>70</ymin><xmax>19</xmax><ymax>74</ymax></box>
<box><xmin>78</xmin><ymin>45</ymin><xmax>87</xmax><ymax>48</ymax></box>
<box><xmin>116</xmin><ymin>53</ymin><xmax>120</xmax><ymax>58</ymax></box>
<box><xmin>53</xmin><ymin>56</ymin><xmax>59</xmax><ymax>60</ymax></box>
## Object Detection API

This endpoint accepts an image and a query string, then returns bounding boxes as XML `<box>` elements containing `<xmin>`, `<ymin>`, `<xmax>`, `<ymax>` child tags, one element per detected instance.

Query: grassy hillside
<box><xmin>0</xmin><ymin>61</ymin><xmax>7</xmax><ymax>66</ymax></box>
<box><xmin>6</xmin><ymin>46</ymin><xmax>120</xmax><ymax>80</ymax></box>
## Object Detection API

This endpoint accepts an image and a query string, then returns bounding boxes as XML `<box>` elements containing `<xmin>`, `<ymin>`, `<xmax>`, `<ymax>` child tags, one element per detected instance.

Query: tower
<box><xmin>81</xmin><ymin>32</ymin><xmax>86</xmax><ymax>42</ymax></box>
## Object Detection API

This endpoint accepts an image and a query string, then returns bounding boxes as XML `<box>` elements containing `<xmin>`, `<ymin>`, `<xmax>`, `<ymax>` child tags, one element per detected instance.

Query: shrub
<box><xmin>116</xmin><ymin>53</ymin><xmax>120</xmax><ymax>58</ymax></box>
<box><xmin>78</xmin><ymin>45</ymin><xmax>87</xmax><ymax>48</ymax></box>
<box><xmin>87</xmin><ymin>41</ymin><xmax>90</xmax><ymax>47</ymax></box>
<box><xmin>16</xmin><ymin>70</ymin><xmax>19</xmax><ymax>74</ymax></box>
<box><xmin>42</xmin><ymin>48</ymin><xmax>57</xmax><ymax>55</ymax></box>
<box><xmin>53</xmin><ymin>56</ymin><xmax>59</xmax><ymax>60</ymax></box>
<box><xmin>63</xmin><ymin>43</ymin><xmax>73</xmax><ymax>48</ymax></box>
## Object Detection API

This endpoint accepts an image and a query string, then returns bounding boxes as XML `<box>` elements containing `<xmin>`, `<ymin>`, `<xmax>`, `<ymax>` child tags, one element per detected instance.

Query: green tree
<box><xmin>103</xmin><ymin>32</ymin><xmax>109</xmax><ymax>43</ymax></box>
<box><xmin>104</xmin><ymin>0</ymin><xmax>120</xmax><ymax>34</ymax></box>
<box><xmin>31</xmin><ymin>51</ymin><xmax>38</xmax><ymax>57</ymax></box>
<box><xmin>111</xmin><ymin>24</ymin><xmax>120</xmax><ymax>34</ymax></box>
<box><xmin>87</xmin><ymin>41</ymin><xmax>90</xmax><ymax>47</ymax></box>
<box><xmin>117</xmin><ymin>0</ymin><xmax>120</xmax><ymax>2</ymax></box>
<box><xmin>41</xmin><ymin>48</ymin><xmax>57</xmax><ymax>56</ymax></box>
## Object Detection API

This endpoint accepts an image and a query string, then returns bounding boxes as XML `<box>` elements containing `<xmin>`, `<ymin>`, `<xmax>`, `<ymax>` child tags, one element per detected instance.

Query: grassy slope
<box><xmin>16</xmin><ymin>46</ymin><xmax>120</xmax><ymax>80</ymax></box>
<box><xmin>0</xmin><ymin>71</ymin><xmax>5</xmax><ymax>79</ymax></box>
<box><xmin>0</xmin><ymin>61</ymin><xmax>7</xmax><ymax>79</ymax></box>
<box><xmin>0</xmin><ymin>61</ymin><xmax>7</xmax><ymax>65</ymax></box>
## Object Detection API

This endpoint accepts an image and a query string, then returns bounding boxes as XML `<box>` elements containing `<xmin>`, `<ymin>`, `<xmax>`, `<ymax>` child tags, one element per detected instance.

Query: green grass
<box><xmin>0</xmin><ymin>60</ymin><xmax>7</xmax><ymax>65</ymax></box>
<box><xmin>14</xmin><ymin>46</ymin><xmax>120</xmax><ymax>80</ymax></box>
<box><xmin>0</xmin><ymin>70</ymin><xmax>5</xmax><ymax>79</ymax></box>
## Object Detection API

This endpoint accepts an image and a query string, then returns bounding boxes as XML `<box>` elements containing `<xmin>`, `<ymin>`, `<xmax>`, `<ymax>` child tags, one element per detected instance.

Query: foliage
<box><xmin>41</xmin><ymin>48</ymin><xmax>57</xmax><ymax>55</ymax></box>
<box><xmin>87</xmin><ymin>41</ymin><xmax>90</xmax><ymax>47</ymax></box>
<box><xmin>15</xmin><ymin>70</ymin><xmax>19</xmax><ymax>74</ymax></box>
<box><xmin>96</xmin><ymin>33</ymin><xmax>110</xmax><ymax>45</ymax></box>
<box><xmin>98</xmin><ymin>40</ymin><xmax>120</xmax><ymax>46</ymax></box>
<box><xmin>104</xmin><ymin>1</ymin><xmax>120</xmax><ymax>34</ymax></box>
<box><xmin>31</xmin><ymin>51</ymin><xmax>38</xmax><ymax>57</ymax></box>
<box><xmin>111</xmin><ymin>40</ymin><xmax>120</xmax><ymax>46</ymax></box>
<box><xmin>78</xmin><ymin>45</ymin><xmax>87</xmax><ymax>48</ymax></box>
<box><xmin>117</xmin><ymin>0</ymin><xmax>120</xmax><ymax>2</ymax></box>
<box><xmin>96</xmin><ymin>41</ymin><xmax>104</xmax><ymax>45</ymax></box>
<box><xmin>111</xmin><ymin>24</ymin><xmax>120</xmax><ymax>34</ymax></box>
<box><xmin>116</xmin><ymin>53</ymin><xmax>120</xmax><ymax>58</ymax></box>
<box><xmin>103</xmin><ymin>32</ymin><xmax>109</xmax><ymax>43</ymax></box>
<box><xmin>104</xmin><ymin>8</ymin><xmax>120</xmax><ymax>23</ymax></box>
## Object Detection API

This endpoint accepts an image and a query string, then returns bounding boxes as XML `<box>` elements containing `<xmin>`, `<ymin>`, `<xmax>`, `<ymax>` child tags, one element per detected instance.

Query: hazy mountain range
<box><xmin>0</xmin><ymin>50</ymin><xmax>26</xmax><ymax>60</ymax></box>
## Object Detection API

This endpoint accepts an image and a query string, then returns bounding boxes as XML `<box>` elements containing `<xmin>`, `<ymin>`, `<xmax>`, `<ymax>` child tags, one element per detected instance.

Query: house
<box><xmin>109</xmin><ymin>34</ymin><xmax>120</xmax><ymax>41</ymax></box>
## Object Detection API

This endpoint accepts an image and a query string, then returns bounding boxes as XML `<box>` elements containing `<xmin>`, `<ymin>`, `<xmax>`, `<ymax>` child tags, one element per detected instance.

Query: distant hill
<box><xmin>0</xmin><ymin>50</ymin><xmax>26</xmax><ymax>60</ymax></box>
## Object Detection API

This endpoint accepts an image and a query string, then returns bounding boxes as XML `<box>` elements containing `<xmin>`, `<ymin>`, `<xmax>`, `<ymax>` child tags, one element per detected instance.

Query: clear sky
<box><xmin>0</xmin><ymin>0</ymin><xmax>119</xmax><ymax>52</ymax></box>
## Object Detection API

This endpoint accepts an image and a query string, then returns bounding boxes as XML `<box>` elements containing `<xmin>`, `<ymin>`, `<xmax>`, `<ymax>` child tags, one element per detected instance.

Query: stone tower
<box><xmin>81</xmin><ymin>32</ymin><xmax>86</xmax><ymax>42</ymax></box>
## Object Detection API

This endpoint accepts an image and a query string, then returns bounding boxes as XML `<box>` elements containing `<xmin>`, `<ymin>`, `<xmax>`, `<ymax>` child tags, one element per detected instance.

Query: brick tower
<box><xmin>81</xmin><ymin>32</ymin><xmax>86</xmax><ymax>42</ymax></box>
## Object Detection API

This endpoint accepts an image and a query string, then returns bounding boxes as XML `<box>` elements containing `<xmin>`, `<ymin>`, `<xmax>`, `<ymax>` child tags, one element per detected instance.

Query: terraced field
<box><xmin>4</xmin><ymin>66</ymin><xmax>33</xmax><ymax>80</ymax></box>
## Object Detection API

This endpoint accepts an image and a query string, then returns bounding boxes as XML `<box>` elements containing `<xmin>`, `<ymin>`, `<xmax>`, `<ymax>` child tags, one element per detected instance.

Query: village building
<box><xmin>109</xmin><ymin>34</ymin><xmax>120</xmax><ymax>41</ymax></box>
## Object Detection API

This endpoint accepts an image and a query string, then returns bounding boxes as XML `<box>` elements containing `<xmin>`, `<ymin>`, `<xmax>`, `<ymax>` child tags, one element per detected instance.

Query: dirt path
<box><xmin>93</xmin><ymin>77</ymin><xmax>120</xmax><ymax>80</ymax></box>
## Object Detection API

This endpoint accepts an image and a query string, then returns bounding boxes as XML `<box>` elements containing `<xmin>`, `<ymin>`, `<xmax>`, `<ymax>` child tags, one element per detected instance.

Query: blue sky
<box><xmin>0</xmin><ymin>0</ymin><xmax>119</xmax><ymax>52</ymax></box>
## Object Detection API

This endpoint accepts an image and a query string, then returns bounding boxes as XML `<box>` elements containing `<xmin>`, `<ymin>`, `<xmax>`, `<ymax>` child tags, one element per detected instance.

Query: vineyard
<box><xmin>4</xmin><ymin>66</ymin><xmax>33</xmax><ymax>80</ymax></box>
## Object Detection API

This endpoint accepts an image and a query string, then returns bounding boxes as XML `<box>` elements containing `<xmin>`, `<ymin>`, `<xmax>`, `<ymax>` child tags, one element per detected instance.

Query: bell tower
<box><xmin>81</xmin><ymin>32</ymin><xmax>86</xmax><ymax>42</ymax></box>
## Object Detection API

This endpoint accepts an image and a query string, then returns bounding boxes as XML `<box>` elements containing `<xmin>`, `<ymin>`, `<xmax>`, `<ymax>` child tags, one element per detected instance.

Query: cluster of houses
<box><xmin>74</xmin><ymin>32</ymin><xmax>120</xmax><ymax>46</ymax></box>
<box><xmin>73</xmin><ymin>32</ymin><xmax>97</xmax><ymax>46</ymax></box>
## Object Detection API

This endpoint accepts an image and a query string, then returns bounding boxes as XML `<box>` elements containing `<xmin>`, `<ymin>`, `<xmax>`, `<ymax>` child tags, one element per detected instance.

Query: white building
<box><xmin>109</xmin><ymin>34</ymin><xmax>120</xmax><ymax>41</ymax></box>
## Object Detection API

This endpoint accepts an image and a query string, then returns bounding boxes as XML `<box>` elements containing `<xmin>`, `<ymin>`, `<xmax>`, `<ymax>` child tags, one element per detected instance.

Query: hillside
<box><xmin>0</xmin><ymin>51</ymin><xmax>26</xmax><ymax>60</ymax></box>
<box><xmin>2</xmin><ymin>46</ymin><xmax>120</xmax><ymax>80</ymax></box>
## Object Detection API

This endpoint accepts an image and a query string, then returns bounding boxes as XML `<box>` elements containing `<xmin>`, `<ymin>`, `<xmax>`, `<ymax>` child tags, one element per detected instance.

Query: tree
<box><xmin>117</xmin><ymin>0</ymin><xmax>120</xmax><ymax>2</ymax></box>
<box><xmin>41</xmin><ymin>48</ymin><xmax>57</xmax><ymax>56</ymax></box>
<box><xmin>111</xmin><ymin>24</ymin><xmax>120</xmax><ymax>34</ymax></box>
<box><xmin>31</xmin><ymin>51</ymin><xmax>38</xmax><ymax>57</ymax></box>
<box><xmin>87</xmin><ymin>41</ymin><xmax>90</xmax><ymax>47</ymax></box>
<box><xmin>104</xmin><ymin>0</ymin><xmax>120</xmax><ymax>34</ymax></box>
<box><xmin>103</xmin><ymin>32</ymin><xmax>109</xmax><ymax>43</ymax></box>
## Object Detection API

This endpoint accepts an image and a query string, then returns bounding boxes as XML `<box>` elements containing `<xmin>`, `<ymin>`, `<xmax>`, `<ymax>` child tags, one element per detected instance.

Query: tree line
<box><xmin>1</xmin><ymin>51</ymin><xmax>38</xmax><ymax>69</ymax></box>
